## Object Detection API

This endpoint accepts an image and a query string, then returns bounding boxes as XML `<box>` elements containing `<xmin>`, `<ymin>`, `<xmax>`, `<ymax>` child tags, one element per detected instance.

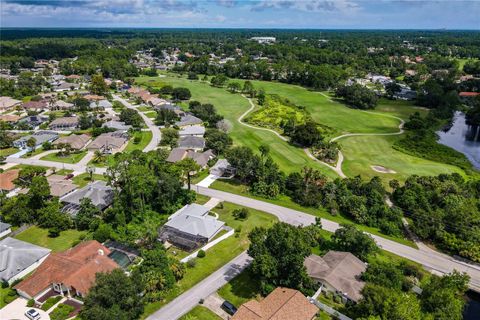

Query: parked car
<box><xmin>64</xmin><ymin>173</ymin><xmax>74</xmax><ymax>180</ymax></box>
<box><xmin>221</xmin><ymin>300</ymin><xmax>237</xmax><ymax>315</ymax></box>
<box><xmin>25</xmin><ymin>309</ymin><xmax>41</xmax><ymax>320</ymax></box>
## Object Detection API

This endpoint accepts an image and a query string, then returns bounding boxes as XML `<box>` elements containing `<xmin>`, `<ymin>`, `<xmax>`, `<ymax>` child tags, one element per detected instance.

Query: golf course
<box><xmin>135</xmin><ymin>73</ymin><xmax>465</xmax><ymax>183</ymax></box>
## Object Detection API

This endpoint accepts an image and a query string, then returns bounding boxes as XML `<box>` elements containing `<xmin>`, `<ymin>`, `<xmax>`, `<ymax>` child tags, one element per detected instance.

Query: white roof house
<box><xmin>164</xmin><ymin>204</ymin><xmax>225</xmax><ymax>241</ymax></box>
<box><xmin>179</xmin><ymin>125</ymin><xmax>205</xmax><ymax>137</ymax></box>
<box><xmin>0</xmin><ymin>237</ymin><xmax>51</xmax><ymax>284</ymax></box>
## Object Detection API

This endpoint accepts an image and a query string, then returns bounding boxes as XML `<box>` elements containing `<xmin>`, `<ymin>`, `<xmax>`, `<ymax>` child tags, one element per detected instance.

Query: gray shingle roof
<box><xmin>179</xmin><ymin>125</ymin><xmax>205</xmax><ymax>136</ymax></box>
<box><xmin>175</xmin><ymin>114</ymin><xmax>203</xmax><ymax>127</ymax></box>
<box><xmin>165</xmin><ymin>204</ymin><xmax>225</xmax><ymax>239</ymax></box>
<box><xmin>60</xmin><ymin>181</ymin><xmax>113</xmax><ymax>210</ymax></box>
<box><xmin>178</xmin><ymin>136</ymin><xmax>205</xmax><ymax>149</ymax></box>
<box><xmin>0</xmin><ymin>221</ymin><xmax>11</xmax><ymax>234</ymax></box>
<box><xmin>0</xmin><ymin>237</ymin><xmax>51</xmax><ymax>282</ymax></box>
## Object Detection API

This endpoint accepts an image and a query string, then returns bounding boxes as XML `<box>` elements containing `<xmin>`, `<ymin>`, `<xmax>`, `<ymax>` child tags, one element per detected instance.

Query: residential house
<box><xmin>53</xmin><ymin>134</ymin><xmax>90</xmax><ymax>150</ymax></box>
<box><xmin>158</xmin><ymin>204</ymin><xmax>225</xmax><ymax>251</ymax></box>
<box><xmin>179</xmin><ymin>125</ymin><xmax>205</xmax><ymax>137</ymax></box>
<box><xmin>304</xmin><ymin>251</ymin><xmax>367</xmax><ymax>303</ymax></box>
<box><xmin>14</xmin><ymin>240</ymin><xmax>118</xmax><ymax>300</ymax></box>
<box><xmin>103</xmin><ymin>120</ymin><xmax>132</xmax><ymax>132</ymax></box>
<box><xmin>232</xmin><ymin>287</ymin><xmax>318</xmax><ymax>320</ymax></box>
<box><xmin>13</xmin><ymin>131</ymin><xmax>59</xmax><ymax>149</ymax></box>
<box><xmin>155</xmin><ymin>103</ymin><xmax>185</xmax><ymax>117</ymax></box>
<box><xmin>0</xmin><ymin>169</ymin><xmax>19</xmax><ymax>192</ymax></box>
<box><xmin>178</xmin><ymin>136</ymin><xmax>205</xmax><ymax>150</ymax></box>
<box><xmin>90</xmin><ymin>99</ymin><xmax>113</xmax><ymax>109</ymax></box>
<box><xmin>83</xmin><ymin>94</ymin><xmax>105</xmax><ymax>102</ymax></box>
<box><xmin>18</xmin><ymin>115</ymin><xmax>49</xmax><ymax>128</ymax></box>
<box><xmin>0</xmin><ymin>96</ymin><xmax>22</xmax><ymax>111</ymax></box>
<box><xmin>87</xmin><ymin>132</ymin><xmax>129</xmax><ymax>154</ymax></box>
<box><xmin>22</xmin><ymin>100</ymin><xmax>48</xmax><ymax>111</ymax></box>
<box><xmin>250</xmin><ymin>37</ymin><xmax>276</xmax><ymax>44</ymax></box>
<box><xmin>61</xmin><ymin>181</ymin><xmax>114</xmax><ymax>215</ymax></box>
<box><xmin>175</xmin><ymin>114</ymin><xmax>203</xmax><ymax>127</ymax></box>
<box><xmin>393</xmin><ymin>87</ymin><xmax>417</xmax><ymax>100</ymax></box>
<box><xmin>0</xmin><ymin>114</ymin><xmax>22</xmax><ymax>123</ymax></box>
<box><xmin>49</xmin><ymin>116</ymin><xmax>79</xmax><ymax>131</ymax></box>
<box><xmin>459</xmin><ymin>92</ymin><xmax>480</xmax><ymax>103</ymax></box>
<box><xmin>51</xmin><ymin>100</ymin><xmax>74</xmax><ymax>110</ymax></box>
<box><xmin>54</xmin><ymin>82</ymin><xmax>80</xmax><ymax>92</ymax></box>
<box><xmin>166</xmin><ymin>148</ymin><xmax>214</xmax><ymax>168</ymax></box>
<box><xmin>0</xmin><ymin>237</ymin><xmax>51</xmax><ymax>285</ymax></box>
<box><xmin>210</xmin><ymin>159</ymin><xmax>236</xmax><ymax>177</ymax></box>
<box><xmin>0</xmin><ymin>221</ymin><xmax>12</xmax><ymax>238</ymax></box>
<box><xmin>47</xmin><ymin>175</ymin><xmax>78</xmax><ymax>198</ymax></box>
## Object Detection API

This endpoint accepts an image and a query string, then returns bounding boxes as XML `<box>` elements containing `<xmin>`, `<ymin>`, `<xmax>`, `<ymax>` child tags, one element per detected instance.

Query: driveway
<box><xmin>0</xmin><ymin>298</ymin><xmax>50</xmax><ymax>320</ymax></box>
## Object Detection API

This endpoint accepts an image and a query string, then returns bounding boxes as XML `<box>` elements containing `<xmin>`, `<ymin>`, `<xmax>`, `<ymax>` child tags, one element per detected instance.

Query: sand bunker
<box><xmin>371</xmin><ymin>165</ymin><xmax>397</xmax><ymax>174</ymax></box>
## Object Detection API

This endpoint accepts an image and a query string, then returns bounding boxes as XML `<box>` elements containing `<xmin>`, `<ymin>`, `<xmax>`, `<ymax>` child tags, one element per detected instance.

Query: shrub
<box><xmin>1</xmin><ymin>281</ymin><xmax>8</xmax><ymax>289</ymax></box>
<box><xmin>50</xmin><ymin>304</ymin><xmax>75</xmax><ymax>320</ymax></box>
<box><xmin>233</xmin><ymin>208</ymin><xmax>249</xmax><ymax>220</ymax></box>
<box><xmin>197</xmin><ymin>250</ymin><xmax>206</xmax><ymax>258</ymax></box>
<box><xmin>187</xmin><ymin>258</ymin><xmax>196</xmax><ymax>268</ymax></box>
<box><xmin>27</xmin><ymin>299</ymin><xmax>35</xmax><ymax>307</ymax></box>
<box><xmin>133</xmin><ymin>135</ymin><xmax>142</xmax><ymax>144</ymax></box>
<box><xmin>41</xmin><ymin>295</ymin><xmax>62</xmax><ymax>311</ymax></box>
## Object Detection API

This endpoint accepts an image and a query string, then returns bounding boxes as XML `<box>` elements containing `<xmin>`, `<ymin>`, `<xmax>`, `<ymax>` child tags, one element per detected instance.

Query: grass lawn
<box><xmin>0</xmin><ymin>147</ymin><xmax>19</xmax><ymax>157</ymax></box>
<box><xmin>217</xmin><ymin>267</ymin><xmax>261</xmax><ymax>307</ymax></box>
<box><xmin>210</xmin><ymin>179</ymin><xmax>416</xmax><ymax>248</ymax></box>
<box><xmin>72</xmin><ymin>173</ymin><xmax>106</xmax><ymax>188</ymax></box>
<box><xmin>137</xmin><ymin>106</ymin><xmax>153</xmax><ymax>112</ymax></box>
<box><xmin>21</xmin><ymin>147</ymin><xmax>44</xmax><ymax>158</ymax></box>
<box><xmin>124</xmin><ymin>131</ymin><xmax>153</xmax><ymax>153</ymax></box>
<box><xmin>141</xmin><ymin>202</ymin><xmax>278</xmax><ymax>318</ymax></box>
<box><xmin>40</xmin><ymin>151</ymin><xmax>87</xmax><ymax>164</ymax></box>
<box><xmin>88</xmin><ymin>154</ymin><xmax>115</xmax><ymax>168</ymax></box>
<box><xmin>144</xmin><ymin>111</ymin><xmax>157</xmax><ymax>119</ymax></box>
<box><xmin>14</xmin><ymin>226</ymin><xmax>87</xmax><ymax>252</ymax></box>
<box><xmin>179</xmin><ymin>306</ymin><xmax>222</xmax><ymax>320</ymax></box>
<box><xmin>54</xmin><ymin>169</ymin><xmax>74</xmax><ymax>176</ymax></box>
<box><xmin>191</xmin><ymin>169</ymin><xmax>210</xmax><ymax>184</ymax></box>
<box><xmin>195</xmin><ymin>193</ymin><xmax>210</xmax><ymax>205</ymax></box>
<box><xmin>0</xmin><ymin>286</ymin><xmax>18</xmax><ymax>308</ymax></box>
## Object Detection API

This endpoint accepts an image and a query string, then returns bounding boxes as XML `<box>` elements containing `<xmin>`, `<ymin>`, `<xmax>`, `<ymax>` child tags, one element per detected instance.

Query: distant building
<box><xmin>47</xmin><ymin>175</ymin><xmax>78</xmax><ymax>198</ymax></box>
<box><xmin>0</xmin><ymin>96</ymin><xmax>22</xmax><ymax>111</ymax></box>
<box><xmin>232</xmin><ymin>287</ymin><xmax>318</xmax><ymax>320</ymax></box>
<box><xmin>49</xmin><ymin>116</ymin><xmax>79</xmax><ymax>131</ymax></box>
<box><xmin>54</xmin><ymin>82</ymin><xmax>80</xmax><ymax>92</ymax></box>
<box><xmin>179</xmin><ymin>124</ymin><xmax>205</xmax><ymax>137</ymax></box>
<box><xmin>250</xmin><ymin>36</ymin><xmax>276</xmax><ymax>44</ymax></box>
<box><xmin>166</xmin><ymin>148</ymin><xmax>214</xmax><ymax>168</ymax></box>
<box><xmin>175</xmin><ymin>114</ymin><xmax>203</xmax><ymax>127</ymax></box>
<box><xmin>102</xmin><ymin>120</ymin><xmax>132</xmax><ymax>132</ymax></box>
<box><xmin>178</xmin><ymin>136</ymin><xmax>205</xmax><ymax>151</ymax></box>
<box><xmin>22</xmin><ymin>100</ymin><xmax>48</xmax><ymax>111</ymax></box>
<box><xmin>158</xmin><ymin>204</ymin><xmax>225</xmax><ymax>251</ymax></box>
<box><xmin>87</xmin><ymin>132</ymin><xmax>129</xmax><ymax>154</ymax></box>
<box><xmin>0</xmin><ymin>169</ymin><xmax>20</xmax><ymax>192</ymax></box>
<box><xmin>90</xmin><ymin>99</ymin><xmax>113</xmax><ymax>109</ymax></box>
<box><xmin>53</xmin><ymin>134</ymin><xmax>90</xmax><ymax>150</ymax></box>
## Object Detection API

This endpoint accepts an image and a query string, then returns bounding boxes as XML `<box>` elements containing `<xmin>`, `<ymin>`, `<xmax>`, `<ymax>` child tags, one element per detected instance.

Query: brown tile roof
<box><xmin>0</xmin><ymin>169</ymin><xmax>19</xmax><ymax>191</ymax></box>
<box><xmin>0</xmin><ymin>114</ymin><xmax>22</xmax><ymax>122</ymax></box>
<box><xmin>232</xmin><ymin>287</ymin><xmax>318</xmax><ymax>320</ymax></box>
<box><xmin>53</xmin><ymin>134</ymin><xmax>90</xmax><ymax>150</ymax></box>
<box><xmin>304</xmin><ymin>251</ymin><xmax>366</xmax><ymax>302</ymax></box>
<box><xmin>47</xmin><ymin>175</ymin><xmax>77</xmax><ymax>197</ymax></box>
<box><xmin>22</xmin><ymin>100</ymin><xmax>48</xmax><ymax>110</ymax></box>
<box><xmin>14</xmin><ymin>240</ymin><xmax>118</xmax><ymax>297</ymax></box>
<box><xmin>459</xmin><ymin>92</ymin><xmax>480</xmax><ymax>97</ymax></box>
<box><xmin>83</xmin><ymin>94</ymin><xmax>105</xmax><ymax>101</ymax></box>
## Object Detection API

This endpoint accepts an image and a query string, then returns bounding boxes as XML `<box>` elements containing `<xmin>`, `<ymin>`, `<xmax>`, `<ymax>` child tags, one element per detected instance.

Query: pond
<box><xmin>464</xmin><ymin>290</ymin><xmax>480</xmax><ymax>320</ymax></box>
<box><xmin>437</xmin><ymin>112</ymin><xmax>480</xmax><ymax>170</ymax></box>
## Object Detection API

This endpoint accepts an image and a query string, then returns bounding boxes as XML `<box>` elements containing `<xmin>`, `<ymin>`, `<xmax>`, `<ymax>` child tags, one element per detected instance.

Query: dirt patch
<box><xmin>371</xmin><ymin>165</ymin><xmax>397</xmax><ymax>174</ymax></box>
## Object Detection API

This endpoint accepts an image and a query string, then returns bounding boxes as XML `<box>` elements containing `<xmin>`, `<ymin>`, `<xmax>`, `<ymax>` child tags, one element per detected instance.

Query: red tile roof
<box><xmin>232</xmin><ymin>287</ymin><xmax>318</xmax><ymax>320</ymax></box>
<box><xmin>15</xmin><ymin>240</ymin><xmax>118</xmax><ymax>297</ymax></box>
<box><xmin>0</xmin><ymin>169</ymin><xmax>19</xmax><ymax>191</ymax></box>
<box><xmin>459</xmin><ymin>92</ymin><xmax>480</xmax><ymax>97</ymax></box>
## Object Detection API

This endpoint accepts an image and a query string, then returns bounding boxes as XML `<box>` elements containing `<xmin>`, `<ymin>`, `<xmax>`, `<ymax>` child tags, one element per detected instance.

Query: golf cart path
<box><xmin>238</xmin><ymin>94</ymin><xmax>405</xmax><ymax>179</ymax></box>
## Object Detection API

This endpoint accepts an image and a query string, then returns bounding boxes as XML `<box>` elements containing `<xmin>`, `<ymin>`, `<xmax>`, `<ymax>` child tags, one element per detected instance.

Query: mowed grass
<box><xmin>0</xmin><ymin>147</ymin><xmax>19</xmax><ymax>157</ymax></box>
<box><xmin>135</xmin><ymin>75</ymin><xmax>338</xmax><ymax>178</ymax></box>
<box><xmin>72</xmin><ymin>173</ymin><xmax>106</xmax><ymax>188</ymax></box>
<box><xmin>179</xmin><ymin>306</ymin><xmax>222</xmax><ymax>320</ymax></box>
<box><xmin>40</xmin><ymin>150</ymin><xmax>87</xmax><ymax>164</ymax></box>
<box><xmin>124</xmin><ymin>131</ymin><xmax>153</xmax><ymax>153</ymax></box>
<box><xmin>14</xmin><ymin>226</ymin><xmax>87</xmax><ymax>252</ymax></box>
<box><xmin>141</xmin><ymin>202</ymin><xmax>277</xmax><ymax>318</ymax></box>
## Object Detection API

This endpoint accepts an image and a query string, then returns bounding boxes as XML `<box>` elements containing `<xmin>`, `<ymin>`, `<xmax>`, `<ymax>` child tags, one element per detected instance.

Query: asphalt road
<box><xmin>194</xmin><ymin>185</ymin><xmax>480</xmax><ymax>292</ymax></box>
<box><xmin>112</xmin><ymin>94</ymin><xmax>161</xmax><ymax>151</ymax></box>
<box><xmin>147</xmin><ymin>251</ymin><xmax>251</xmax><ymax>320</ymax></box>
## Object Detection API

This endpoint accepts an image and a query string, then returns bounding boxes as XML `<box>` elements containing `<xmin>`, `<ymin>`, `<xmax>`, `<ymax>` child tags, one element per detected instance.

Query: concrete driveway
<box><xmin>0</xmin><ymin>298</ymin><xmax>50</xmax><ymax>320</ymax></box>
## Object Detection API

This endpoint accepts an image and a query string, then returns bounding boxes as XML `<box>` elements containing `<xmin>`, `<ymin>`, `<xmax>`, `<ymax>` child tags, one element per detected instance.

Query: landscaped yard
<box><xmin>21</xmin><ymin>147</ymin><xmax>44</xmax><ymax>158</ymax></box>
<box><xmin>210</xmin><ymin>179</ymin><xmax>416</xmax><ymax>248</ymax></box>
<box><xmin>40</xmin><ymin>150</ymin><xmax>87</xmax><ymax>164</ymax></box>
<box><xmin>0</xmin><ymin>147</ymin><xmax>19</xmax><ymax>157</ymax></box>
<box><xmin>72</xmin><ymin>172</ymin><xmax>106</xmax><ymax>188</ymax></box>
<box><xmin>14</xmin><ymin>226</ymin><xmax>87</xmax><ymax>252</ymax></box>
<box><xmin>179</xmin><ymin>306</ymin><xmax>221</xmax><ymax>320</ymax></box>
<box><xmin>124</xmin><ymin>131</ymin><xmax>153</xmax><ymax>153</ymax></box>
<box><xmin>141</xmin><ymin>202</ymin><xmax>278</xmax><ymax>318</ymax></box>
<box><xmin>217</xmin><ymin>268</ymin><xmax>261</xmax><ymax>307</ymax></box>
<box><xmin>137</xmin><ymin>105</ymin><xmax>153</xmax><ymax>112</ymax></box>
<box><xmin>0</xmin><ymin>286</ymin><xmax>18</xmax><ymax>308</ymax></box>
<box><xmin>144</xmin><ymin>111</ymin><xmax>157</xmax><ymax>119</ymax></box>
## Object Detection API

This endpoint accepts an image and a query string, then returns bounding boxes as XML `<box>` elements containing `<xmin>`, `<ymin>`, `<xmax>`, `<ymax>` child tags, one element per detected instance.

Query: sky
<box><xmin>1</xmin><ymin>0</ymin><xmax>479</xmax><ymax>30</ymax></box>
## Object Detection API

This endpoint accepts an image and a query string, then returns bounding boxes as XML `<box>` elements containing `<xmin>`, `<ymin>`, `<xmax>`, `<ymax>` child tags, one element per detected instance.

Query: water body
<box><xmin>437</xmin><ymin>112</ymin><xmax>480</xmax><ymax>170</ymax></box>
<box><xmin>464</xmin><ymin>290</ymin><xmax>480</xmax><ymax>320</ymax></box>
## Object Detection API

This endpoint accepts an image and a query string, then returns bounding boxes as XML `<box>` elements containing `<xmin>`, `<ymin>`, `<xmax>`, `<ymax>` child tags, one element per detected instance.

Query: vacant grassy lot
<box><xmin>41</xmin><ymin>150</ymin><xmax>87</xmax><ymax>164</ymax></box>
<box><xmin>72</xmin><ymin>172</ymin><xmax>106</xmax><ymax>188</ymax></box>
<box><xmin>0</xmin><ymin>147</ymin><xmax>19</xmax><ymax>157</ymax></box>
<box><xmin>141</xmin><ymin>202</ymin><xmax>277</xmax><ymax>318</ymax></box>
<box><xmin>14</xmin><ymin>226</ymin><xmax>87</xmax><ymax>252</ymax></box>
<box><xmin>179</xmin><ymin>306</ymin><xmax>222</xmax><ymax>320</ymax></box>
<box><xmin>124</xmin><ymin>131</ymin><xmax>153</xmax><ymax>153</ymax></box>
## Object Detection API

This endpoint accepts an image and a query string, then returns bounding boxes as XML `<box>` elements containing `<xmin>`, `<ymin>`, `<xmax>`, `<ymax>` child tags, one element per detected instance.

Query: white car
<box><xmin>25</xmin><ymin>309</ymin><xmax>41</xmax><ymax>320</ymax></box>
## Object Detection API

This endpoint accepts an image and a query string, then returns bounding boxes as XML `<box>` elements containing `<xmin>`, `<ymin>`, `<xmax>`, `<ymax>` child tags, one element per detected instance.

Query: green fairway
<box><xmin>14</xmin><ymin>226</ymin><xmax>87</xmax><ymax>252</ymax></box>
<box><xmin>135</xmin><ymin>74</ymin><xmax>465</xmax><ymax>182</ymax></box>
<box><xmin>40</xmin><ymin>150</ymin><xmax>87</xmax><ymax>164</ymax></box>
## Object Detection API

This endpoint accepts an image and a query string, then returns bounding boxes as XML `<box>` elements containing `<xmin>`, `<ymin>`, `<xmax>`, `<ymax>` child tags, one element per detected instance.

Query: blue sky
<box><xmin>1</xmin><ymin>0</ymin><xmax>479</xmax><ymax>29</ymax></box>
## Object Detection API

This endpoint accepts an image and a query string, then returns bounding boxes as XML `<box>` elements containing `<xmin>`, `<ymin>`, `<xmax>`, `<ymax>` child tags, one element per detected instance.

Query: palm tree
<box><xmin>93</xmin><ymin>150</ymin><xmax>105</xmax><ymax>163</ymax></box>
<box><xmin>178</xmin><ymin>158</ymin><xmax>200</xmax><ymax>191</ymax></box>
